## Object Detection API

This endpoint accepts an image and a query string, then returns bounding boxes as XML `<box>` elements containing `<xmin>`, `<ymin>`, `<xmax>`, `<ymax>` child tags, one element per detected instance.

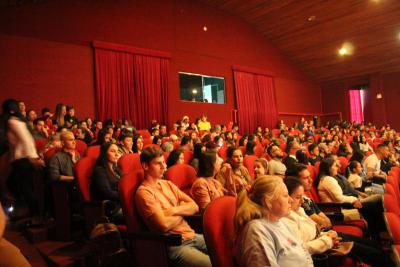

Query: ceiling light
<box><xmin>192</xmin><ymin>89</ymin><xmax>198</xmax><ymax>94</ymax></box>
<box><xmin>308</xmin><ymin>15</ymin><xmax>316</xmax><ymax>21</ymax></box>
<box><xmin>203</xmin><ymin>26</ymin><xmax>207</xmax><ymax>32</ymax></box>
<box><xmin>338</xmin><ymin>42</ymin><xmax>354</xmax><ymax>56</ymax></box>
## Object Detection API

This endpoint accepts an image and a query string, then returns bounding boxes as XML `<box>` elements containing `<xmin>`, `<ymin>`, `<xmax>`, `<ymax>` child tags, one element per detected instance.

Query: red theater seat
<box><xmin>165</xmin><ymin>164</ymin><xmax>197</xmax><ymax>196</ymax></box>
<box><xmin>85</xmin><ymin>145</ymin><xmax>100</xmax><ymax>158</ymax></box>
<box><xmin>243</xmin><ymin>155</ymin><xmax>258</xmax><ymax>178</ymax></box>
<box><xmin>118</xmin><ymin>153</ymin><xmax>142</xmax><ymax>175</ymax></box>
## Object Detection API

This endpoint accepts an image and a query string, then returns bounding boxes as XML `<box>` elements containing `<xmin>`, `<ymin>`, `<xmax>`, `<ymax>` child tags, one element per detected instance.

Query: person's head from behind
<box><xmin>97</xmin><ymin>142</ymin><xmax>120</xmax><ymax>168</ymax></box>
<box><xmin>167</xmin><ymin>148</ymin><xmax>184</xmax><ymax>168</ymax></box>
<box><xmin>296</xmin><ymin>149</ymin><xmax>309</xmax><ymax>165</ymax></box>
<box><xmin>193</xmin><ymin>143</ymin><xmax>204</xmax><ymax>159</ymax></box>
<box><xmin>227</xmin><ymin>146</ymin><xmax>243</xmax><ymax>169</ymax></box>
<box><xmin>284</xmin><ymin>177</ymin><xmax>304</xmax><ymax>212</ymax></box>
<box><xmin>2</xmin><ymin>99</ymin><xmax>22</xmax><ymax>117</ymax></box>
<box><xmin>235</xmin><ymin>176</ymin><xmax>292</xmax><ymax>232</ymax></box>
<box><xmin>140</xmin><ymin>146</ymin><xmax>165</xmax><ymax>179</ymax></box>
<box><xmin>197</xmin><ymin>152</ymin><xmax>220</xmax><ymax>177</ymax></box>
<box><xmin>245</xmin><ymin>140</ymin><xmax>256</xmax><ymax>155</ymax></box>
<box><xmin>254</xmin><ymin>158</ymin><xmax>268</xmax><ymax>178</ymax></box>
<box><xmin>61</xmin><ymin>131</ymin><xmax>76</xmax><ymax>151</ymax></box>
<box><xmin>286</xmin><ymin>140</ymin><xmax>300</xmax><ymax>155</ymax></box>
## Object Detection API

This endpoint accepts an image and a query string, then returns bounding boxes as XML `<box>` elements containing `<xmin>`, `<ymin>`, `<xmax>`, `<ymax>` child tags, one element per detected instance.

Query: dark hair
<box><xmin>238</xmin><ymin>135</ymin><xmax>248</xmax><ymax>146</ymax></box>
<box><xmin>95</xmin><ymin>143</ymin><xmax>121</xmax><ymax>183</ymax></box>
<box><xmin>41</xmin><ymin>107</ymin><xmax>50</xmax><ymax>115</ymax></box>
<box><xmin>201</xmin><ymin>134</ymin><xmax>212</xmax><ymax>144</ymax></box>
<box><xmin>167</xmin><ymin>148</ymin><xmax>183</xmax><ymax>168</ymax></box>
<box><xmin>284</xmin><ymin>177</ymin><xmax>303</xmax><ymax>195</ymax></box>
<box><xmin>336</xmin><ymin>143</ymin><xmax>348</xmax><ymax>157</ymax></box>
<box><xmin>33</xmin><ymin>118</ymin><xmax>45</xmax><ymax>126</ymax></box>
<box><xmin>267</xmin><ymin>144</ymin><xmax>278</xmax><ymax>157</ymax></box>
<box><xmin>197</xmin><ymin>152</ymin><xmax>217</xmax><ymax>177</ymax></box>
<box><xmin>153</xmin><ymin>135</ymin><xmax>162</xmax><ymax>145</ymax></box>
<box><xmin>97</xmin><ymin>128</ymin><xmax>111</xmax><ymax>146</ymax></box>
<box><xmin>245</xmin><ymin>141</ymin><xmax>256</xmax><ymax>155</ymax></box>
<box><xmin>308</xmin><ymin>143</ymin><xmax>318</xmax><ymax>154</ymax></box>
<box><xmin>346</xmin><ymin>160</ymin><xmax>360</xmax><ymax>178</ymax></box>
<box><xmin>376</xmin><ymin>143</ymin><xmax>388</xmax><ymax>152</ymax></box>
<box><xmin>193</xmin><ymin>143</ymin><xmax>204</xmax><ymax>160</ymax></box>
<box><xmin>181</xmin><ymin>135</ymin><xmax>192</xmax><ymax>146</ymax></box>
<box><xmin>2</xmin><ymin>99</ymin><xmax>24</xmax><ymax>119</ymax></box>
<box><xmin>296</xmin><ymin>150</ymin><xmax>309</xmax><ymax>165</ymax></box>
<box><xmin>314</xmin><ymin>157</ymin><xmax>336</xmax><ymax>186</ymax></box>
<box><xmin>140</xmin><ymin>146</ymin><xmax>164</xmax><ymax>165</ymax></box>
<box><xmin>292</xmin><ymin>163</ymin><xmax>308</xmax><ymax>177</ymax></box>
<box><xmin>118</xmin><ymin>131</ymin><xmax>133</xmax><ymax>142</ymax></box>
<box><xmin>132</xmin><ymin>134</ymin><xmax>143</xmax><ymax>153</ymax></box>
<box><xmin>227</xmin><ymin>146</ymin><xmax>240</xmax><ymax>159</ymax></box>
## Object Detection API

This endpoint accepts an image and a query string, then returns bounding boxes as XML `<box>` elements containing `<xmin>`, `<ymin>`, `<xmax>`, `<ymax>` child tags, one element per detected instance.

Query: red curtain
<box><xmin>233</xmin><ymin>70</ymin><xmax>278</xmax><ymax>133</ymax></box>
<box><xmin>94</xmin><ymin>44</ymin><xmax>169</xmax><ymax>129</ymax></box>
<box><xmin>349</xmin><ymin>89</ymin><xmax>363</xmax><ymax>123</ymax></box>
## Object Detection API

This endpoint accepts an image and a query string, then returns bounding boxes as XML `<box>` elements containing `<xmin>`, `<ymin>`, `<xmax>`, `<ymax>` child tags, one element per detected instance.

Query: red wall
<box><xmin>0</xmin><ymin>0</ymin><xmax>321</xmax><ymax>128</ymax></box>
<box><xmin>321</xmin><ymin>72</ymin><xmax>400</xmax><ymax>129</ymax></box>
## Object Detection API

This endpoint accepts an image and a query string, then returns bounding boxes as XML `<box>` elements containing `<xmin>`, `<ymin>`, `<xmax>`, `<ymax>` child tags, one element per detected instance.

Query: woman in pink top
<box><xmin>191</xmin><ymin>152</ymin><xmax>225</xmax><ymax>212</ymax></box>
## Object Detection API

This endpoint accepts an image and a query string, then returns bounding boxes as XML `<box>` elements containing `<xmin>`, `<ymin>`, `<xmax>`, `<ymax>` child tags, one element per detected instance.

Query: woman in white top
<box><xmin>282</xmin><ymin>177</ymin><xmax>338</xmax><ymax>255</ymax></box>
<box><xmin>235</xmin><ymin>175</ymin><xmax>313</xmax><ymax>267</ymax></box>
<box><xmin>1</xmin><ymin>99</ymin><xmax>44</xmax><ymax>216</ymax></box>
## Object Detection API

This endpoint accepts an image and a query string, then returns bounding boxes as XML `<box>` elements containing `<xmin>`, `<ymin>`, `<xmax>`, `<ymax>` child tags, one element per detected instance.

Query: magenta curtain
<box><xmin>233</xmin><ymin>70</ymin><xmax>278</xmax><ymax>133</ymax></box>
<box><xmin>94</xmin><ymin>45</ymin><xmax>169</xmax><ymax>129</ymax></box>
<box><xmin>349</xmin><ymin>89</ymin><xmax>363</xmax><ymax>123</ymax></box>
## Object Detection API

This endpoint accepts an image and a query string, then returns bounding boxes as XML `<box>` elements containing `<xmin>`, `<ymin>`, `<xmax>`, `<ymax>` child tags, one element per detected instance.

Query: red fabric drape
<box><xmin>349</xmin><ymin>89</ymin><xmax>363</xmax><ymax>123</ymax></box>
<box><xmin>233</xmin><ymin>70</ymin><xmax>278</xmax><ymax>133</ymax></box>
<box><xmin>94</xmin><ymin>48</ymin><xmax>169</xmax><ymax>129</ymax></box>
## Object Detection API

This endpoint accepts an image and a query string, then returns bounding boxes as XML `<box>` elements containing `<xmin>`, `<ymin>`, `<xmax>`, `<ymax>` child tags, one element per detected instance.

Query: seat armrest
<box><xmin>121</xmin><ymin>231</ymin><xmax>182</xmax><ymax>246</ymax></box>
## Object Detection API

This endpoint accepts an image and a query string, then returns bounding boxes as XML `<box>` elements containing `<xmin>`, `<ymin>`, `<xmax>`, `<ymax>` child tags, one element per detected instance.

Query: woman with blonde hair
<box><xmin>235</xmin><ymin>175</ymin><xmax>313</xmax><ymax>267</ymax></box>
<box><xmin>253</xmin><ymin>158</ymin><xmax>268</xmax><ymax>179</ymax></box>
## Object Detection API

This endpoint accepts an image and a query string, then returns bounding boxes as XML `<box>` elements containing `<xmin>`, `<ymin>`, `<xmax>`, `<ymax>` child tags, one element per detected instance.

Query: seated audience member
<box><xmin>166</xmin><ymin>148</ymin><xmax>185</xmax><ymax>168</ymax></box>
<box><xmin>190</xmin><ymin>143</ymin><xmax>204</xmax><ymax>172</ymax></box>
<box><xmin>216</xmin><ymin>146</ymin><xmax>251</xmax><ymax>195</ymax></box>
<box><xmin>197</xmin><ymin>114</ymin><xmax>211</xmax><ymax>132</ymax></box>
<box><xmin>180</xmin><ymin>135</ymin><xmax>193</xmax><ymax>151</ymax></box>
<box><xmin>381</xmin><ymin>149</ymin><xmax>399</xmax><ymax>174</ymax></box>
<box><xmin>64</xmin><ymin>105</ymin><xmax>78</xmax><ymax>128</ymax></box>
<box><xmin>79</xmin><ymin>121</ymin><xmax>94</xmax><ymax>144</ymax></box>
<box><xmin>315</xmin><ymin>158</ymin><xmax>384</xmax><ymax>238</ymax></box>
<box><xmin>32</xmin><ymin>118</ymin><xmax>49</xmax><ymax>139</ymax></box>
<box><xmin>363</xmin><ymin>144</ymin><xmax>389</xmax><ymax>183</ymax></box>
<box><xmin>235</xmin><ymin>175</ymin><xmax>313</xmax><ymax>267</ymax></box>
<box><xmin>90</xmin><ymin>143</ymin><xmax>123</xmax><ymax>223</ymax></box>
<box><xmin>152</xmin><ymin>135</ymin><xmax>162</xmax><ymax>146</ymax></box>
<box><xmin>308</xmin><ymin>143</ymin><xmax>322</xmax><ymax>166</ymax></box>
<box><xmin>336</xmin><ymin>143</ymin><xmax>352</xmax><ymax>158</ymax></box>
<box><xmin>176</xmin><ymin>125</ymin><xmax>186</xmax><ymax>138</ymax></box>
<box><xmin>92</xmin><ymin>120</ymin><xmax>103</xmax><ymax>139</ymax></box>
<box><xmin>346</xmin><ymin>161</ymin><xmax>363</xmax><ymax>189</ymax></box>
<box><xmin>253</xmin><ymin>158</ymin><xmax>268</xmax><ymax>179</ymax></box>
<box><xmin>93</xmin><ymin>128</ymin><xmax>112</xmax><ymax>146</ymax></box>
<box><xmin>159</xmin><ymin>125</ymin><xmax>169</xmax><ymax>138</ymax></box>
<box><xmin>48</xmin><ymin>131</ymin><xmax>79</xmax><ymax>182</ymax></box>
<box><xmin>117</xmin><ymin>132</ymin><xmax>133</xmax><ymax>156</ymax></box>
<box><xmin>244</xmin><ymin>140</ymin><xmax>256</xmax><ymax>156</ymax></box>
<box><xmin>18</xmin><ymin>101</ymin><xmax>26</xmax><ymax>117</ymax></box>
<box><xmin>191</xmin><ymin>152</ymin><xmax>225</xmax><ymax>213</ymax></box>
<box><xmin>359</xmin><ymin>135</ymin><xmax>373</xmax><ymax>153</ymax></box>
<box><xmin>44</xmin><ymin>132</ymin><xmax>62</xmax><ymax>153</ymax></box>
<box><xmin>26</xmin><ymin>109</ymin><xmax>37</xmax><ymax>131</ymax></box>
<box><xmin>267</xmin><ymin>144</ymin><xmax>287</xmax><ymax>177</ymax></box>
<box><xmin>283</xmin><ymin>177</ymin><xmax>390</xmax><ymax>266</ymax></box>
<box><xmin>161</xmin><ymin>141</ymin><xmax>174</xmax><ymax>153</ymax></box>
<box><xmin>181</xmin><ymin>115</ymin><xmax>190</xmax><ymax>130</ymax></box>
<box><xmin>296</xmin><ymin>149</ymin><xmax>309</xmax><ymax>165</ymax></box>
<box><xmin>132</xmin><ymin>134</ymin><xmax>144</xmax><ymax>154</ymax></box>
<box><xmin>135</xmin><ymin>147</ymin><xmax>211</xmax><ymax>267</ymax></box>
<box><xmin>53</xmin><ymin>103</ymin><xmax>67</xmax><ymax>127</ymax></box>
<box><xmin>0</xmin><ymin>202</ymin><xmax>31</xmax><ymax>267</ymax></box>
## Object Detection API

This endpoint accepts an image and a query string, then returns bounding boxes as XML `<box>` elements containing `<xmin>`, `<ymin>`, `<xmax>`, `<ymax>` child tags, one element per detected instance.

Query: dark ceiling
<box><xmin>200</xmin><ymin>0</ymin><xmax>400</xmax><ymax>83</ymax></box>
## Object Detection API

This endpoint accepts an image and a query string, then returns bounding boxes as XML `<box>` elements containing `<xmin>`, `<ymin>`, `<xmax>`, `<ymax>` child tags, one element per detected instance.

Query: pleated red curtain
<box><xmin>233</xmin><ymin>70</ymin><xmax>278</xmax><ymax>133</ymax></box>
<box><xmin>94</xmin><ymin>42</ymin><xmax>169</xmax><ymax>129</ymax></box>
<box><xmin>349</xmin><ymin>89</ymin><xmax>363</xmax><ymax>123</ymax></box>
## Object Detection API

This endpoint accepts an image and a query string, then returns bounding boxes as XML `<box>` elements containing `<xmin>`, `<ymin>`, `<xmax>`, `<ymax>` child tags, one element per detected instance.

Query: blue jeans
<box><xmin>168</xmin><ymin>234</ymin><xmax>211</xmax><ymax>267</ymax></box>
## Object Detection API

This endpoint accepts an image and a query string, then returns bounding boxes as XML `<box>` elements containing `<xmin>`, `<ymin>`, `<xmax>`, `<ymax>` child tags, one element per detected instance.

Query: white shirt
<box><xmin>7</xmin><ymin>117</ymin><xmax>38</xmax><ymax>162</ymax></box>
<box><xmin>237</xmin><ymin>218</ymin><xmax>313</xmax><ymax>267</ymax></box>
<box><xmin>318</xmin><ymin>176</ymin><xmax>358</xmax><ymax>203</ymax></box>
<box><xmin>347</xmin><ymin>173</ymin><xmax>362</xmax><ymax>188</ymax></box>
<box><xmin>363</xmin><ymin>154</ymin><xmax>381</xmax><ymax>177</ymax></box>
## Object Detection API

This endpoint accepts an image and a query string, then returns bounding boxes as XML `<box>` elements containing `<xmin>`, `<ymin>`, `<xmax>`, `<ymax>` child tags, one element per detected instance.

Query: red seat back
<box><xmin>203</xmin><ymin>196</ymin><xmax>237</xmax><ymax>267</ymax></box>
<box><xmin>314</xmin><ymin>161</ymin><xmax>321</xmax><ymax>177</ymax></box>
<box><xmin>75</xmin><ymin>139</ymin><xmax>88</xmax><ymax>155</ymax></box>
<box><xmin>118</xmin><ymin>153</ymin><xmax>142</xmax><ymax>175</ymax></box>
<box><xmin>384</xmin><ymin>193</ymin><xmax>400</xmax><ymax>215</ymax></box>
<box><xmin>218</xmin><ymin>147</ymin><xmax>228</xmax><ymax>160</ymax></box>
<box><xmin>119</xmin><ymin>170</ymin><xmax>145</xmax><ymax>232</ymax></box>
<box><xmin>183</xmin><ymin>150</ymin><xmax>193</xmax><ymax>164</ymax></box>
<box><xmin>165</xmin><ymin>164</ymin><xmax>197</xmax><ymax>195</ymax></box>
<box><xmin>136</xmin><ymin>130</ymin><xmax>151</xmax><ymax>139</ymax></box>
<box><xmin>385</xmin><ymin>212</ymin><xmax>400</xmax><ymax>244</ymax></box>
<box><xmin>254</xmin><ymin>146</ymin><xmax>264</xmax><ymax>157</ymax></box>
<box><xmin>75</xmin><ymin>157</ymin><xmax>97</xmax><ymax>202</ymax></box>
<box><xmin>85</xmin><ymin>145</ymin><xmax>100</xmax><ymax>158</ymax></box>
<box><xmin>238</xmin><ymin>146</ymin><xmax>246</xmax><ymax>156</ymax></box>
<box><xmin>306</xmin><ymin>165</ymin><xmax>316</xmax><ymax>181</ymax></box>
<box><xmin>243</xmin><ymin>155</ymin><xmax>258</xmax><ymax>179</ymax></box>
<box><xmin>35</xmin><ymin>138</ymin><xmax>48</xmax><ymax>153</ymax></box>
<box><xmin>44</xmin><ymin>147</ymin><xmax>61</xmax><ymax>164</ymax></box>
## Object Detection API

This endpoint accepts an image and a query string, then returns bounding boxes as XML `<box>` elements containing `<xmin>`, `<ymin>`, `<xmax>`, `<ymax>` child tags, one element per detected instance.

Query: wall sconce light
<box><xmin>376</xmin><ymin>93</ymin><xmax>382</xmax><ymax>99</ymax></box>
<box><xmin>192</xmin><ymin>89</ymin><xmax>198</xmax><ymax>95</ymax></box>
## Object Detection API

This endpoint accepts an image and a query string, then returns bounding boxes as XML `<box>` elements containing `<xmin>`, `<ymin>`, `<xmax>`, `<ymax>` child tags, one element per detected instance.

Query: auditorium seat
<box><xmin>165</xmin><ymin>164</ymin><xmax>197</xmax><ymax>196</ymax></box>
<box><xmin>75</xmin><ymin>139</ymin><xmax>87</xmax><ymax>155</ymax></box>
<box><xmin>203</xmin><ymin>196</ymin><xmax>237</xmax><ymax>267</ymax></box>
<box><xmin>85</xmin><ymin>145</ymin><xmax>100</xmax><ymax>158</ymax></box>
<box><xmin>182</xmin><ymin>150</ymin><xmax>193</xmax><ymax>164</ymax></box>
<box><xmin>118</xmin><ymin>153</ymin><xmax>142</xmax><ymax>175</ymax></box>
<box><xmin>243</xmin><ymin>155</ymin><xmax>257</xmax><ymax>179</ymax></box>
